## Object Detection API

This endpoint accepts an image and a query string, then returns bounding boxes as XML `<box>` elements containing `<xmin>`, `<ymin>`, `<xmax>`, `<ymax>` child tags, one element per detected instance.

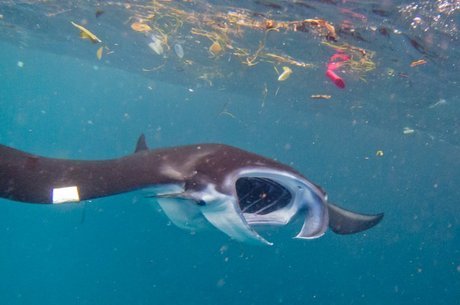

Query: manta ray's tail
<box><xmin>327</xmin><ymin>203</ymin><xmax>384</xmax><ymax>234</ymax></box>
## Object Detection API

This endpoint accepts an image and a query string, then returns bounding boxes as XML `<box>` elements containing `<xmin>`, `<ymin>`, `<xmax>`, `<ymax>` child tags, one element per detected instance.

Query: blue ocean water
<box><xmin>0</xmin><ymin>1</ymin><xmax>459</xmax><ymax>305</ymax></box>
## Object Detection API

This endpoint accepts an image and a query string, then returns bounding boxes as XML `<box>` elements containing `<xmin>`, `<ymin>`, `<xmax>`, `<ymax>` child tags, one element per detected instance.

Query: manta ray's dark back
<box><xmin>0</xmin><ymin>135</ymin><xmax>383</xmax><ymax>245</ymax></box>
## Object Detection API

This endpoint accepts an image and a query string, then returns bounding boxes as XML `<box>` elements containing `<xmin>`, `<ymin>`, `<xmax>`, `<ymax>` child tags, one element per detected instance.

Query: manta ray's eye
<box><xmin>235</xmin><ymin>177</ymin><xmax>292</xmax><ymax>215</ymax></box>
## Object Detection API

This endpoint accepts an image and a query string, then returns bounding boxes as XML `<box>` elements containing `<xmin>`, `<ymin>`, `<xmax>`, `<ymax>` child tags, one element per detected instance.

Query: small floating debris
<box><xmin>96</xmin><ymin>46</ymin><xmax>103</xmax><ymax>60</ymax></box>
<box><xmin>410</xmin><ymin>59</ymin><xmax>427</xmax><ymax>67</ymax></box>
<box><xmin>386</xmin><ymin>68</ymin><xmax>395</xmax><ymax>77</ymax></box>
<box><xmin>71</xmin><ymin>21</ymin><xmax>101</xmax><ymax>43</ymax></box>
<box><xmin>277</xmin><ymin>66</ymin><xmax>292</xmax><ymax>81</ymax></box>
<box><xmin>428</xmin><ymin>99</ymin><xmax>447</xmax><ymax>109</ymax></box>
<box><xmin>209</xmin><ymin>41</ymin><xmax>223</xmax><ymax>56</ymax></box>
<box><xmin>326</xmin><ymin>69</ymin><xmax>345</xmax><ymax>88</ymax></box>
<box><xmin>95</xmin><ymin>9</ymin><xmax>104</xmax><ymax>18</ymax></box>
<box><xmin>17</xmin><ymin>61</ymin><xmax>24</xmax><ymax>68</ymax></box>
<box><xmin>131</xmin><ymin>22</ymin><xmax>152</xmax><ymax>33</ymax></box>
<box><xmin>326</xmin><ymin>52</ymin><xmax>350</xmax><ymax>89</ymax></box>
<box><xmin>376</xmin><ymin>150</ymin><xmax>384</xmax><ymax>157</ymax></box>
<box><xmin>403</xmin><ymin>127</ymin><xmax>415</xmax><ymax>135</ymax></box>
<box><xmin>148</xmin><ymin>34</ymin><xmax>164</xmax><ymax>55</ymax></box>
<box><xmin>310</xmin><ymin>94</ymin><xmax>331</xmax><ymax>100</ymax></box>
<box><xmin>174</xmin><ymin>43</ymin><xmax>184</xmax><ymax>58</ymax></box>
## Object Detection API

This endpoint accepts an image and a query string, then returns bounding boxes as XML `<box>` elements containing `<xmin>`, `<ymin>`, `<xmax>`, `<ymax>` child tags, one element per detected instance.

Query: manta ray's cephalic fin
<box><xmin>327</xmin><ymin>203</ymin><xmax>384</xmax><ymax>234</ymax></box>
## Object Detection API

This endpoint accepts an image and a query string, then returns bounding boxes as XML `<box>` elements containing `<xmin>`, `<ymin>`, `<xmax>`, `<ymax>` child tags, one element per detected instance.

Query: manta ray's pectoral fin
<box><xmin>200</xmin><ymin>197</ymin><xmax>273</xmax><ymax>246</ymax></box>
<box><xmin>156</xmin><ymin>197</ymin><xmax>210</xmax><ymax>231</ymax></box>
<box><xmin>144</xmin><ymin>185</ymin><xmax>211</xmax><ymax>231</ymax></box>
<box><xmin>147</xmin><ymin>185</ymin><xmax>272</xmax><ymax>245</ymax></box>
<box><xmin>327</xmin><ymin>203</ymin><xmax>384</xmax><ymax>234</ymax></box>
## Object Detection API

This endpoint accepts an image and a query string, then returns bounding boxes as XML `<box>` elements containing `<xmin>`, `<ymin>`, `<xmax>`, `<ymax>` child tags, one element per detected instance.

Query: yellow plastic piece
<box><xmin>131</xmin><ymin>22</ymin><xmax>152</xmax><ymax>32</ymax></box>
<box><xmin>96</xmin><ymin>46</ymin><xmax>103</xmax><ymax>60</ymax></box>
<box><xmin>277</xmin><ymin>66</ymin><xmax>292</xmax><ymax>81</ymax></box>
<box><xmin>71</xmin><ymin>21</ymin><xmax>102</xmax><ymax>43</ymax></box>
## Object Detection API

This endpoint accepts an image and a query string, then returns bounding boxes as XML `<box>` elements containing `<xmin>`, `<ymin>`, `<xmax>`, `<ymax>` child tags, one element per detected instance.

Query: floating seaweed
<box><xmin>64</xmin><ymin>0</ymin><xmax>377</xmax><ymax>92</ymax></box>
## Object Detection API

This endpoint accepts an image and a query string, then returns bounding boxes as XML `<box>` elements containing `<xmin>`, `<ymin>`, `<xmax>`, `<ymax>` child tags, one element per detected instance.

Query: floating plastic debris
<box><xmin>410</xmin><ymin>59</ymin><xmax>427</xmax><ymax>67</ymax></box>
<box><xmin>209</xmin><ymin>41</ymin><xmax>223</xmax><ymax>56</ymax></box>
<box><xmin>95</xmin><ymin>9</ymin><xmax>104</xmax><ymax>18</ymax></box>
<box><xmin>277</xmin><ymin>66</ymin><xmax>292</xmax><ymax>81</ymax></box>
<box><xmin>386</xmin><ymin>68</ymin><xmax>395</xmax><ymax>77</ymax></box>
<box><xmin>326</xmin><ymin>52</ymin><xmax>350</xmax><ymax>89</ymax></box>
<box><xmin>376</xmin><ymin>150</ymin><xmax>384</xmax><ymax>157</ymax></box>
<box><xmin>428</xmin><ymin>99</ymin><xmax>447</xmax><ymax>109</ymax></box>
<box><xmin>310</xmin><ymin>94</ymin><xmax>331</xmax><ymax>99</ymax></box>
<box><xmin>58</xmin><ymin>2</ymin><xmax>375</xmax><ymax>96</ymax></box>
<box><xmin>96</xmin><ymin>46</ymin><xmax>103</xmax><ymax>60</ymax></box>
<box><xmin>326</xmin><ymin>70</ymin><xmax>345</xmax><ymax>88</ymax></box>
<box><xmin>403</xmin><ymin>127</ymin><xmax>415</xmax><ymax>135</ymax></box>
<box><xmin>17</xmin><ymin>61</ymin><xmax>24</xmax><ymax>68</ymax></box>
<box><xmin>131</xmin><ymin>22</ymin><xmax>152</xmax><ymax>33</ymax></box>
<box><xmin>148</xmin><ymin>41</ymin><xmax>164</xmax><ymax>55</ymax></box>
<box><xmin>174</xmin><ymin>43</ymin><xmax>184</xmax><ymax>58</ymax></box>
<box><xmin>71</xmin><ymin>21</ymin><xmax>101</xmax><ymax>43</ymax></box>
<box><xmin>148</xmin><ymin>34</ymin><xmax>164</xmax><ymax>55</ymax></box>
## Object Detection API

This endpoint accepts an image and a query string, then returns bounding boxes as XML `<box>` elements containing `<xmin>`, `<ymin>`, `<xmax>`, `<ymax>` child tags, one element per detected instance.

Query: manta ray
<box><xmin>0</xmin><ymin>135</ymin><xmax>383</xmax><ymax>245</ymax></box>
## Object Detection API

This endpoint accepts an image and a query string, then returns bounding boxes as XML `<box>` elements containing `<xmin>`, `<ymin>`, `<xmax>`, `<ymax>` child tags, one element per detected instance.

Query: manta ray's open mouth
<box><xmin>156</xmin><ymin>170</ymin><xmax>332</xmax><ymax>246</ymax></box>
<box><xmin>235</xmin><ymin>177</ymin><xmax>293</xmax><ymax>215</ymax></box>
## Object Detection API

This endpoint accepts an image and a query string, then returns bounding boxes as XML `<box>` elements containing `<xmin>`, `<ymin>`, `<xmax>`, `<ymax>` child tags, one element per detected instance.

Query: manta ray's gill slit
<box><xmin>256</xmin><ymin>196</ymin><xmax>287</xmax><ymax>214</ymax></box>
<box><xmin>241</xmin><ymin>196</ymin><xmax>265</xmax><ymax>213</ymax></box>
<box><xmin>235</xmin><ymin>177</ymin><xmax>292</xmax><ymax>215</ymax></box>
<box><xmin>236</xmin><ymin>178</ymin><xmax>268</xmax><ymax>212</ymax></box>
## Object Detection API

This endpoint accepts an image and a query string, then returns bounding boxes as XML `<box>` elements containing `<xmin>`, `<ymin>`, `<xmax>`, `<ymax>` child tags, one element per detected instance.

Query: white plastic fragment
<box><xmin>52</xmin><ymin>186</ymin><xmax>80</xmax><ymax>203</ymax></box>
<box><xmin>174</xmin><ymin>43</ymin><xmax>184</xmax><ymax>58</ymax></box>
<box><xmin>403</xmin><ymin>127</ymin><xmax>415</xmax><ymax>135</ymax></box>
<box><xmin>148</xmin><ymin>34</ymin><xmax>164</xmax><ymax>55</ymax></box>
